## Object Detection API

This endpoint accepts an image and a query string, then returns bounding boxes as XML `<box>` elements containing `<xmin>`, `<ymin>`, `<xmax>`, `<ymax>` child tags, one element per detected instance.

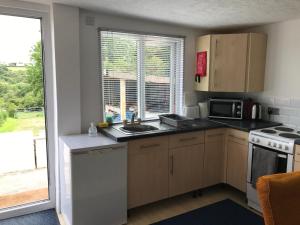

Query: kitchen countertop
<box><xmin>99</xmin><ymin>119</ymin><xmax>223</xmax><ymax>142</ymax></box>
<box><xmin>60</xmin><ymin>134</ymin><xmax>127</xmax><ymax>152</ymax></box>
<box><xmin>100</xmin><ymin>118</ymin><xmax>281</xmax><ymax>142</ymax></box>
<box><xmin>210</xmin><ymin>119</ymin><xmax>282</xmax><ymax>132</ymax></box>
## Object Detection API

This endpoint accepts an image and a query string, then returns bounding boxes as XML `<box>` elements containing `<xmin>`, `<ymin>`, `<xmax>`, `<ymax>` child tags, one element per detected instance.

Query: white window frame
<box><xmin>99</xmin><ymin>29</ymin><xmax>184</xmax><ymax>122</ymax></box>
<box><xmin>0</xmin><ymin>2</ymin><xmax>56</xmax><ymax>220</ymax></box>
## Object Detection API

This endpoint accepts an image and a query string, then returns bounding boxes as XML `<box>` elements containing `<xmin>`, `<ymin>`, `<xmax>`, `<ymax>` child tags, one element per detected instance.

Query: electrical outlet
<box><xmin>267</xmin><ymin>107</ymin><xmax>280</xmax><ymax>115</ymax></box>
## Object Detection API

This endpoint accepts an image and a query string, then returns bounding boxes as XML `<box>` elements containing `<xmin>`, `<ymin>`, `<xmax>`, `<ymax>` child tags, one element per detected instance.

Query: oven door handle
<box><xmin>277</xmin><ymin>154</ymin><xmax>287</xmax><ymax>159</ymax></box>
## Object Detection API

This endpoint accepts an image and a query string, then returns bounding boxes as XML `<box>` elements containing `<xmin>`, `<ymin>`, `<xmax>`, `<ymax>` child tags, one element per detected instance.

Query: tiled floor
<box><xmin>58</xmin><ymin>185</ymin><xmax>259</xmax><ymax>225</ymax></box>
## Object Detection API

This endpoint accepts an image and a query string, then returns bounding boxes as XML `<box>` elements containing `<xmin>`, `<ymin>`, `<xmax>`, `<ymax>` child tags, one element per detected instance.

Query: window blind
<box><xmin>99</xmin><ymin>30</ymin><xmax>184</xmax><ymax>123</ymax></box>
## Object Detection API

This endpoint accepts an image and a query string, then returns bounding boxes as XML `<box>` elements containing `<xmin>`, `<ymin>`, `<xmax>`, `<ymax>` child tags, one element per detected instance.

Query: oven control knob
<box><xmin>256</xmin><ymin>138</ymin><xmax>260</xmax><ymax>143</ymax></box>
<box><xmin>251</xmin><ymin>137</ymin><xmax>255</xmax><ymax>142</ymax></box>
<box><xmin>278</xmin><ymin>144</ymin><xmax>282</xmax><ymax>149</ymax></box>
<box><xmin>285</xmin><ymin>146</ymin><xmax>289</xmax><ymax>151</ymax></box>
<box><xmin>268</xmin><ymin>142</ymin><xmax>271</xmax><ymax>146</ymax></box>
<box><xmin>273</xmin><ymin>143</ymin><xmax>277</xmax><ymax>147</ymax></box>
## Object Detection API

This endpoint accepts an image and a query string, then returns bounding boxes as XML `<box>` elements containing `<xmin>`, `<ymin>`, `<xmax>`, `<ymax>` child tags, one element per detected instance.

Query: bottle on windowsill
<box><xmin>88</xmin><ymin>122</ymin><xmax>98</xmax><ymax>137</ymax></box>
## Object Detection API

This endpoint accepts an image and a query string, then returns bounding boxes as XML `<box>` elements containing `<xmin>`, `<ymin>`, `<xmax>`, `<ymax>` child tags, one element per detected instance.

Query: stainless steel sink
<box><xmin>118</xmin><ymin>124</ymin><xmax>159</xmax><ymax>134</ymax></box>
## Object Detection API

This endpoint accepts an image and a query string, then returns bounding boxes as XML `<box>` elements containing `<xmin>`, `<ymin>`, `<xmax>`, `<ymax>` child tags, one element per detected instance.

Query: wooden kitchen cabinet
<box><xmin>169</xmin><ymin>144</ymin><xmax>205</xmax><ymax>197</ymax></box>
<box><xmin>294</xmin><ymin>161</ymin><xmax>300</xmax><ymax>172</ymax></box>
<box><xmin>225</xmin><ymin>129</ymin><xmax>249</xmax><ymax>192</ymax></box>
<box><xmin>194</xmin><ymin>33</ymin><xmax>267</xmax><ymax>92</ymax></box>
<box><xmin>127</xmin><ymin>136</ymin><xmax>169</xmax><ymax>209</ymax></box>
<box><xmin>202</xmin><ymin>129</ymin><xmax>226</xmax><ymax>187</ymax></box>
<box><xmin>169</xmin><ymin>131</ymin><xmax>205</xmax><ymax>197</ymax></box>
<box><xmin>293</xmin><ymin>145</ymin><xmax>300</xmax><ymax>171</ymax></box>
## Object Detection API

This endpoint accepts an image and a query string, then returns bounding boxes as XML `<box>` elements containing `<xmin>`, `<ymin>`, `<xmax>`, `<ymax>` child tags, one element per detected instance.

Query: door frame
<box><xmin>0</xmin><ymin>1</ymin><xmax>56</xmax><ymax>220</ymax></box>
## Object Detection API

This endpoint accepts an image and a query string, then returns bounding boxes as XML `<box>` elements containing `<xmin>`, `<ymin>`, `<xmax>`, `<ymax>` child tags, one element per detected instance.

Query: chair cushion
<box><xmin>257</xmin><ymin>172</ymin><xmax>300</xmax><ymax>225</ymax></box>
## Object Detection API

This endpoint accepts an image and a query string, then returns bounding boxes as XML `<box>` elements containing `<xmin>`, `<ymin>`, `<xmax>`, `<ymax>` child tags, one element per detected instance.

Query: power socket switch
<box><xmin>267</xmin><ymin>107</ymin><xmax>280</xmax><ymax>115</ymax></box>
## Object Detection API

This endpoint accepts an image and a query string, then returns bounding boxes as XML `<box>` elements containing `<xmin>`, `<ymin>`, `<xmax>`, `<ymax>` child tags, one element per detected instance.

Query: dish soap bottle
<box><xmin>88</xmin><ymin>122</ymin><xmax>98</xmax><ymax>137</ymax></box>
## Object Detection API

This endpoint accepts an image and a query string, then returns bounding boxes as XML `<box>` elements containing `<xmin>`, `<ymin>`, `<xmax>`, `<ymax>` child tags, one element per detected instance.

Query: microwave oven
<box><xmin>208</xmin><ymin>99</ymin><xmax>243</xmax><ymax>120</ymax></box>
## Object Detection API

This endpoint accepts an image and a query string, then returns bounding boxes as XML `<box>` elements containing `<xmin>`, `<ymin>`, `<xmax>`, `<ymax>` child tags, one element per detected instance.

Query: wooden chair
<box><xmin>256</xmin><ymin>172</ymin><xmax>300</xmax><ymax>225</ymax></box>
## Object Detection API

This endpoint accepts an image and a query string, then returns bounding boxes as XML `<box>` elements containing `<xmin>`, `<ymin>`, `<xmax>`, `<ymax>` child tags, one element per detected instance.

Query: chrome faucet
<box><xmin>131</xmin><ymin>112</ymin><xmax>138</xmax><ymax>124</ymax></box>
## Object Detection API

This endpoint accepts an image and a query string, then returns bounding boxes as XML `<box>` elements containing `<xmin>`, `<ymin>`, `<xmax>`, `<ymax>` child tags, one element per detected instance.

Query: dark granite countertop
<box><xmin>99</xmin><ymin>119</ymin><xmax>223</xmax><ymax>142</ymax></box>
<box><xmin>210</xmin><ymin>119</ymin><xmax>282</xmax><ymax>132</ymax></box>
<box><xmin>295</xmin><ymin>139</ymin><xmax>300</xmax><ymax>145</ymax></box>
<box><xmin>99</xmin><ymin>118</ymin><xmax>282</xmax><ymax>142</ymax></box>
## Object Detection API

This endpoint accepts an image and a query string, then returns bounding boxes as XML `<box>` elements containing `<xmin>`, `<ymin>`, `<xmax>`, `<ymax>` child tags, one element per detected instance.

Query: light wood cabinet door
<box><xmin>128</xmin><ymin>136</ymin><xmax>169</xmax><ymax>209</ymax></box>
<box><xmin>210</xmin><ymin>34</ymin><xmax>248</xmax><ymax>92</ymax></box>
<box><xmin>294</xmin><ymin>161</ymin><xmax>300</xmax><ymax>172</ymax></box>
<box><xmin>169</xmin><ymin>144</ymin><xmax>204</xmax><ymax>197</ymax></box>
<box><xmin>203</xmin><ymin>129</ymin><xmax>225</xmax><ymax>187</ymax></box>
<box><xmin>294</xmin><ymin>145</ymin><xmax>300</xmax><ymax>171</ymax></box>
<box><xmin>294</xmin><ymin>145</ymin><xmax>300</xmax><ymax>162</ymax></box>
<box><xmin>226</xmin><ymin>136</ymin><xmax>248</xmax><ymax>192</ymax></box>
<box><xmin>246</xmin><ymin>33</ymin><xmax>267</xmax><ymax>92</ymax></box>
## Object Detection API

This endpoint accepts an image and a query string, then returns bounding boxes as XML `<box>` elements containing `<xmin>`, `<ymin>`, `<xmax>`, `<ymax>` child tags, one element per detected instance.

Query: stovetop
<box><xmin>249</xmin><ymin>125</ymin><xmax>300</xmax><ymax>154</ymax></box>
<box><xmin>254</xmin><ymin>126</ymin><xmax>300</xmax><ymax>140</ymax></box>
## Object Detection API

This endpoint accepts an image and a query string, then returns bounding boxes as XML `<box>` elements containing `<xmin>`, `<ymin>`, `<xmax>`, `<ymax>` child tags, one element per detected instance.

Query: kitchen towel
<box><xmin>251</xmin><ymin>146</ymin><xmax>278</xmax><ymax>188</ymax></box>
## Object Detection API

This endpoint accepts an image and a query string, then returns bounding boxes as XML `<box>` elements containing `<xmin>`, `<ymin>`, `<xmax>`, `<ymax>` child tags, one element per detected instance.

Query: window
<box><xmin>99</xmin><ymin>30</ymin><xmax>184</xmax><ymax>123</ymax></box>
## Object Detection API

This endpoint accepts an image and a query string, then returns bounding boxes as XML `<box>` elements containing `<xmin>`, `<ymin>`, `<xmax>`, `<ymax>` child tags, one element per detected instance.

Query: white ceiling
<box><xmin>32</xmin><ymin>0</ymin><xmax>300</xmax><ymax>28</ymax></box>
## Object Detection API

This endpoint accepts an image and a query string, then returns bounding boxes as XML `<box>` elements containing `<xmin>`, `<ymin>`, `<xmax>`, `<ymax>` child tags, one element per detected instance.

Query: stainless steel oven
<box><xmin>208</xmin><ymin>98</ymin><xmax>243</xmax><ymax>120</ymax></box>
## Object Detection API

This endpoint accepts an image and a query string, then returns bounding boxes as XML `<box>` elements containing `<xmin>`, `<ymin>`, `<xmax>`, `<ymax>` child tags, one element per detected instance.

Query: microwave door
<box><xmin>209</xmin><ymin>101</ymin><xmax>236</xmax><ymax>119</ymax></box>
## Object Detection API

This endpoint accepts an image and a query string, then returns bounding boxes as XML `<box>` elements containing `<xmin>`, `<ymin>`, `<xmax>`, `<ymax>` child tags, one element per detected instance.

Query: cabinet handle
<box><xmin>140</xmin><ymin>143</ymin><xmax>160</xmax><ymax>149</ymax></box>
<box><xmin>215</xmin><ymin>39</ymin><xmax>218</xmax><ymax>57</ymax></box>
<box><xmin>179</xmin><ymin>137</ymin><xmax>197</xmax><ymax>142</ymax></box>
<box><xmin>170</xmin><ymin>155</ymin><xmax>174</xmax><ymax>175</ymax></box>
<box><xmin>228</xmin><ymin>134</ymin><xmax>246</xmax><ymax>142</ymax></box>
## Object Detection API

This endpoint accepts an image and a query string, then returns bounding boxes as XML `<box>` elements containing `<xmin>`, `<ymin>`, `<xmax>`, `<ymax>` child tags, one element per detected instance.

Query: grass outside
<box><xmin>7</xmin><ymin>66</ymin><xmax>26</xmax><ymax>72</ymax></box>
<box><xmin>0</xmin><ymin>111</ymin><xmax>45</xmax><ymax>136</ymax></box>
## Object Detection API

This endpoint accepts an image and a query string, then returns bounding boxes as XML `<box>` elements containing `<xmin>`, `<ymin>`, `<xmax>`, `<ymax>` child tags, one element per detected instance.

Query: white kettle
<box><xmin>251</xmin><ymin>103</ymin><xmax>262</xmax><ymax>120</ymax></box>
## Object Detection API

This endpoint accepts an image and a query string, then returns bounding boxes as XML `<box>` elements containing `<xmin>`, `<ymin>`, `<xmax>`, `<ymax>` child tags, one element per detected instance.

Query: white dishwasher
<box><xmin>59</xmin><ymin>134</ymin><xmax>127</xmax><ymax>225</ymax></box>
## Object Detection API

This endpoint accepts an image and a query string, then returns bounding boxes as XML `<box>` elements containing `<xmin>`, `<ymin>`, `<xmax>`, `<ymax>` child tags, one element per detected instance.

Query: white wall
<box><xmin>243</xmin><ymin>19</ymin><xmax>300</xmax><ymax>127</ymax></box>
<box><xmin>247</xmin><ymin>19</ymin><xmax>300</xmax><ymax>98</ymax></box>
<box><xmin>51</xmin><ymin>3</ymin><xmax>81</xmax><ymax>135</ymax></box>
<box><xmin>79</xmin><ymin>9</ymin><xmax>206</xmax><ymax>131</ymax></box>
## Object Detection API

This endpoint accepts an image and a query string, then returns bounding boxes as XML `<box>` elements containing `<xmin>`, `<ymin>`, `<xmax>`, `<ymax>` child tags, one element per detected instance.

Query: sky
<box><xmin>0</xmin><ymin>15</ymin><xmax>41</xmax><ymax>64</ymax></box>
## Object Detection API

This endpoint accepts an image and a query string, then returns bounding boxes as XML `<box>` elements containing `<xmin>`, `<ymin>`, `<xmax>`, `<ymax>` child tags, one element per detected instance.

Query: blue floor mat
<box><xmin>151</xmin><ymin>199</ymin><xmax>264</xmax><ymax>225</ymax></box>
<box><xmin>0</xmin><ymin>209</ymin><xmax>60</xmax><ymax>225</ymax></box>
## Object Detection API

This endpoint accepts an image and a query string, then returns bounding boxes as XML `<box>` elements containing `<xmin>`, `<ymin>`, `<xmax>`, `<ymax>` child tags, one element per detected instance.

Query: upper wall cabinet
<box><xmin>194</xmin><ymin>33</ymin><xmax>267</xmax><ymax>92</ymax></box>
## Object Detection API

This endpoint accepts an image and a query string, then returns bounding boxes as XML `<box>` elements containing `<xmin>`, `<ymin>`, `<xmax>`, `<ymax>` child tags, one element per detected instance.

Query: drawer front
<box><xmin>295</xmin><ymin>145</ymin><xmax>300</xmax><ymax>162</ymax></box>
<box><xmin>128</xmin><ymin>136</ymin><xmax>169</xmax><ymax>155</ymax></box>
<box><xmin>205</xmin><ymin>129</ymin><xmax>225</xmax><ymax>143</ymax></box>
<box><xmin>226</xmin><ymin>128</ymin><xmax>248</xmax><ymax>146</ymax></box>
<box><xmin>169</xmin><ymin>131</ymin><xmax>204</xmax><ymax>148</ymax></box>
